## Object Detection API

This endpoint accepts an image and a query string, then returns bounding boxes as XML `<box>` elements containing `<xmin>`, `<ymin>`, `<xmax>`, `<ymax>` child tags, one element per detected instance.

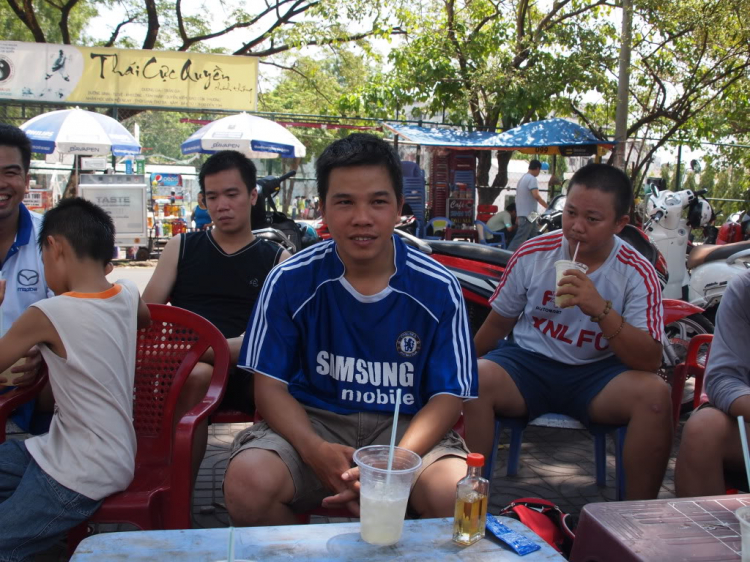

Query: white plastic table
<box><xmin>71</xmin><ymin>517</ymin><xmax>567</xmax><ymax>561</ymax></box>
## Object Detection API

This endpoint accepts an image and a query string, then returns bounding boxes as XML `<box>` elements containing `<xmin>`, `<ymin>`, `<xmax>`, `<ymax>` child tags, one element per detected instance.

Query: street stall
<box><xmin>383</xmin><ymin>124</ymin><xmax>515</xmax><ymax>238</ymax></box>
<box><xmin>384</xmin><ymin>120</ymin><xmax>615</xmax><ymax>239</ymax></box>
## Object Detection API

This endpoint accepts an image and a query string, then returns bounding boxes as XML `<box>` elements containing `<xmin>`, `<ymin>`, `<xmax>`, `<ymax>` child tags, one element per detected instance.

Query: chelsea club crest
<box><xmin>396</xmin><ymin>331</ymin><xmax>421</xmax><ymax>358</ymax></box>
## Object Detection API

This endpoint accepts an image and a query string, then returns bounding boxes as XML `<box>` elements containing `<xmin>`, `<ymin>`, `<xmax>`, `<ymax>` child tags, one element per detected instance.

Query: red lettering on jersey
<box><xmin>542</xmin><ymin>320</ymin><xmax>564</xmax><ymax>339</ymax></box>
<box><xmin>542</xmin><ymin>291</ymin><xmax>556</xmax><ymax>306</ymax></box>
<box><xmin>557</xmin><ymin>324</ymin><xmax>574</xmax><ymax>344</ymax></box>
<box><xmin>576</xmin><ymin>329</ymin><xmax>596</xmax><ymax>348</ymax></box>
<box><xmin>532</xmin><ymin>316</ymin><xmax>545</xmax><ymax>329</ymax></box>
<box><xmin>595</xmin><ymin>332</ymin><xmax>609</xmax><ymax>351</ymax></box>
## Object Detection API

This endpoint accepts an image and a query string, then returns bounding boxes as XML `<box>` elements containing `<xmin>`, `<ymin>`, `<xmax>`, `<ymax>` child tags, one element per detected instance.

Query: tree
<box><xmin>3</xmin><ymin>0</ymin><xmax>404</xmax><ymax>55</ymax></box>
<box><xmin>346</xmin><ymin>0</ymin><xmax>617</xmax><ymax>202</ymax></box>
<box><xmin>258</xmin><ymin>48</ymin><xmax>381</xmax><ymax>209</ymax></box>
<box><xmin>574</xmin><ymin>0</ymin><xmax>750</xmax><ymax>193</ymax></box>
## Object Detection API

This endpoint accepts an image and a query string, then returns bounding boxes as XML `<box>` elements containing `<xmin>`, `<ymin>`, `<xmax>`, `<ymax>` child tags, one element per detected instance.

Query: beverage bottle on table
<box><xmin>452</xmin><ymin>453</ymin><xmax>489</xmax><ymax>546</ymax></box>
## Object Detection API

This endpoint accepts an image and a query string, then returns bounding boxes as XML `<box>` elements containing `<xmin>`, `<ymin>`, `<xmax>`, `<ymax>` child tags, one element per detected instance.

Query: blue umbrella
<box><xmin>493</xmin><ymin>118</ymin><xmax>614</xmax><ymax>155</ymax></box>
<box><xmin>20</xmin><ymin>108</ymin><xmax>141</xmax><ymax>156</ymax></box>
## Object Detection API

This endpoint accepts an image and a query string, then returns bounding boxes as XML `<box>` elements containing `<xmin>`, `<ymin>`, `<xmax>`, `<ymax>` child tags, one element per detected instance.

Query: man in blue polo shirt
<box><xmin>0</xmin><ymin>124</ymin><xmax>51</xmax><ymax>431</ymax></box>
<box><xmin>223</xmin><ymin>134</ymin><xmax>478</xmax><ymax>525</ymax></box>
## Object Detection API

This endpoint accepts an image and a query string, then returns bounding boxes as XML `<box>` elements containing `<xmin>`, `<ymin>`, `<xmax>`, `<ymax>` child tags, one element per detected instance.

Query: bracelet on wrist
<box><xmin>590</xmin><ymin>300</ymin><xmax>612</xmax><ymax>323</ymax></box>
<box><xmin>603</xmin><ymin>318</ymin><xmax>626</xmax><ymax>340</ymax></box>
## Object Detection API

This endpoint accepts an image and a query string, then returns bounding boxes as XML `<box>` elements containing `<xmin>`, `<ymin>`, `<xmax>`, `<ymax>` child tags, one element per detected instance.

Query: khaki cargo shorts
<box><xmin>226</xmin><ymin>404</ymin><xmax>469</xmax><ymax>513</ymax></box>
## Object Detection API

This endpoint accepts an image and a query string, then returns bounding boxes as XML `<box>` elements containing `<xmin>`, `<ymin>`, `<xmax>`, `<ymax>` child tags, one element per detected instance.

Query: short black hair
<box><xmin>39</xmin><ymin>198</ymin><xmax>115</xmax><ymax>265</ymax></box>
<box><xmin>568</xmin><ymin>163</ymin><xmax>633</xmax><ymax>218</ymax></box>
<box><xmin>0</xmin><ymin>123</ymin><xmax>32</xmax><ymax>172</ymax></box>
<box><xmin>506</xmin><ymin>202</ymin><xmax>516</xmax><ymax>213</ymax></box>
<box><xmin>316</xmin><ymin>133</ymin><xmax>403</xmax><ymax>205</ymax></box>
<box><xmin>199</xmin><ymin>150</ymin><xmax>257</xmax><ymax>194</ymax></box>
<box><xmin>529</xmin><ymin>159</ymin><xmax>542</xmax><ymax>170</ymax></box>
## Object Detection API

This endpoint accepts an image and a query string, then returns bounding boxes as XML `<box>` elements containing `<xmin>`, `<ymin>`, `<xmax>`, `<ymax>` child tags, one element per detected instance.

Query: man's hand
<box><xmin>304</xmin><ymin>441</ymin><xmax>360</xmax><ymax>515</ymax></box>
<box><xmin>557</xmin><ymin>269</ymin><xmax>607</xmax><ymax>318</ymax></box>
<box><xmin>0</xmin><ymin>346</ymin><xmax>42</xmax><ymax>386</ymax></box>
<box><xmin>321</xmin><ymin>465</ymin><xmax>361</xmax><ymax>516</ymax></box>
<box><xmin>0</xmin><ymin>278</ymin><xmax>5</xmax><ymax>306</ymax></box>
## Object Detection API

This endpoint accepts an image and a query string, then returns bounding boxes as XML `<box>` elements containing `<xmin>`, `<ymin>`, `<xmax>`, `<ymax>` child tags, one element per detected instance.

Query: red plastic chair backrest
<box><xmin>133</xmin><ymin>304</ymin><xmax>230</xmax><ymax>463</ymax></box>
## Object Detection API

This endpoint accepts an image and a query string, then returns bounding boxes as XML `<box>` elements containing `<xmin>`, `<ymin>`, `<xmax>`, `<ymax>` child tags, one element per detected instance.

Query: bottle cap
<box><xmin>467</xmin><ymin>453</ymin><xmax>484</xmax><ymax>467</ymax></box>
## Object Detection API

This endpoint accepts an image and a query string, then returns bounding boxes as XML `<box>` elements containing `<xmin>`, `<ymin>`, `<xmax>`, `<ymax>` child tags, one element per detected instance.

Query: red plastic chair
<box><xmin>671</xmin><ymin>333</ymin><xmax>713</xmax><ymax>427</ymax></box>
<box><xmin>0</xmin><ymin>365</ymin><xmax>49</xmax><ymax>444</ymax></box>
<box><xmin>69</xmin><ymin>304</ymin><xmax>230</xmax><ymax>548</ymax></box>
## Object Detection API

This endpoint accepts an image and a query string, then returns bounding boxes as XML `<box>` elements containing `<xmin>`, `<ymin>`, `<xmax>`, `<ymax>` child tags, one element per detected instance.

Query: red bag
<box><xmin>497</xmin><ymin>498</ymin><xmax>576</xmax><ymax>557</ymax></box>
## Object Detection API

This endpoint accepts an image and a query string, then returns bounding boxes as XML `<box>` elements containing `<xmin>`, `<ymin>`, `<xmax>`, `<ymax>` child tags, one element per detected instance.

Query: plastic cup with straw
<box><xmin>554</xmin><ymin>241</ymin><xmax>587</xmax><ymax>307</ymax></box>
<box><xmin>735</xmin><ymin>416</ymin><xmax>750</xmax><ymax>561</ymax></box>
<box><xmin>354</xmin><ymin>388</ymin><xmax>422</xmax><ymax>546</ymax></box>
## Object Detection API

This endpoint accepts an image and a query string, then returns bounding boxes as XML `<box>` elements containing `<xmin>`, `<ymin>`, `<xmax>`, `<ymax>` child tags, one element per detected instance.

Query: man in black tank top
<box><xmin>144</xmin><ymin>151</ymin><xmax>291</xmax><ymax>477</ymax></box>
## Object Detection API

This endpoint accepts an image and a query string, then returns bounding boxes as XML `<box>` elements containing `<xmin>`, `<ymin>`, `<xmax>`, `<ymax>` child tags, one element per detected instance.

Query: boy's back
<box><xmin>25</xmin><ymin>279</ymin><xmax>141</xmax><ymax>499</ymax></box>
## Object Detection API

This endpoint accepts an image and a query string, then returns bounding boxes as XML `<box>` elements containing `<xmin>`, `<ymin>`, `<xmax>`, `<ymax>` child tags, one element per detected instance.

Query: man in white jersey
<box><xmin>0</xmin><ymin>124</ymin><xmax>52</xmax><ymax>433</ymax></box>
<box><xmin>464</xmin><ymin>163</ymin><xmax>673</xmax><ymax>500</ymax></box>
<box><xmin>223</xmin><ymin>134</ymin><xmax>477</xmax><ymax>525</ymax></box>
<box><xmin>507</xmin><ymin>159</ymin><xmax>546</xmax><ymax>252</ymax></box>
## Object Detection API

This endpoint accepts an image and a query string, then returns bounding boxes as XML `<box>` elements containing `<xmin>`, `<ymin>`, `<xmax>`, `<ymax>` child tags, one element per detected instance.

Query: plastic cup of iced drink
<box><xmin>736</xmin><ymin>506</ymin><xmax>750</xmax><ymax>562</ymax></box>
<box><xmin>0</xmin><ymin>359</ymin><xmax>28</xmax><ymax>387</ymax></box>
<box><xmin>554</xmin><ymin>260</ymin><xmax>589</xmax><ymax>307</ymax></box>
<box><xmin>354</xmin><ymin>445</ymin><xmax>422</xmax><ymax>546</ymax></box>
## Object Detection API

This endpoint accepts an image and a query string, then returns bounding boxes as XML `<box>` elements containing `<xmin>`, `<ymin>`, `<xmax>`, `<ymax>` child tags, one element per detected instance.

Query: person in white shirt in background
<box><xmin>507</xmin><ymin>160</ymin><xmax>546</xmax><ymax>252</ymax></box>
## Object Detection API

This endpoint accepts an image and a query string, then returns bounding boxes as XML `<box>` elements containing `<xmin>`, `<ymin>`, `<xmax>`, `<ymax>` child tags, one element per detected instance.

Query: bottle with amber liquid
<box><xmin>452</xmin><ymin>453</ymin><xmax>489</xmax><ymax>546</ymax></box>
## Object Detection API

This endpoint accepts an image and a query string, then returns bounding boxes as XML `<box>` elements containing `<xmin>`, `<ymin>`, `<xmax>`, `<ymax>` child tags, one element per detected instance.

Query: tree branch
<box><xmin>241</xmin><ymin>27</ymin><xmax>405</xmax><ymax>57</ymax></box>
<box><xmin>260</xmin><ymin>60</ymin><xmax>335</xmax><ymax>104</ymax></box>
<box><xmin>7</xmin><ymin>0</ymin><xmax>47</xmax><ymax>42</ymax></box>
<box><xmin>105</xmin><ymin>16</ymin><xmax>137</xmax><ymax>47</ymax></box>
<box><xmin>58</xmin><ymin>0</ymin><xmax>82</xmax><ymax>44</ymax></box>
<box><xmin>142</xmin><ymin>0</ymin><xmax>160</xmax><ymax>49</ymax></box>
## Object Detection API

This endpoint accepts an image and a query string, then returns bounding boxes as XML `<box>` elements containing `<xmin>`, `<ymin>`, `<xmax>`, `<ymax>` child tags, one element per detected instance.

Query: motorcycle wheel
<box><xmin>660</xmin><ymin>313</ymin><xmax>714</xmax><ymax>415</ymax></box>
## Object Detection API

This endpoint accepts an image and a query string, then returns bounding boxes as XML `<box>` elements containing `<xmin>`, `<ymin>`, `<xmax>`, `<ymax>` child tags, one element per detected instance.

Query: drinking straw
<box><xmin>572</xmin><ymin>241</ymin><xmax>581</xmax><ymax>263</ymax></box>
<box><xmin>738</xmin><ymin>416</ymin><xmax>750</xmax><ymax>490</ymax></box>
<box><xmin>227</xmin><ymin>526</ymin><xmax>235</xmax><ymax>562</ymax></box>
<box><xmin>386</xmin><ymin>388</ymin><xmax>403</xmax><ymax>483</ymax></box>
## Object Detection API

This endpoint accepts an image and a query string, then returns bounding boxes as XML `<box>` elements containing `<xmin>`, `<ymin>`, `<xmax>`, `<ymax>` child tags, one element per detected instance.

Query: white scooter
<box><xmin>644</xmin><ymin>186</ymin><xmax>750</xmax><ymax>322</ymax></box>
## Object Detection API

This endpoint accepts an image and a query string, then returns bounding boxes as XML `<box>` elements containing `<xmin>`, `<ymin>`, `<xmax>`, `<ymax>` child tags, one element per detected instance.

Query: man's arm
<box><xmin>532</xmin><ymin>189</ymin><xmax>547</xmax><ymax>209</ymax></box>
<box><xmin>398</xmin><ymin>394</ymin><xmax>462</xmax><ymax>456</ymax></box>
<box><xmin>474</xmin><ymin>310</ymin><xmax>518</xmax><ymax>357</ymax></box>
<box><xmin>705</xmin><ymin>276</ymin><xmax>750</xmax><ymax>414</ymax></box>
<box><xmin>558</xmin><ymin>269</ymin><xmax>662</xmax><ymax>371</ymax></box>
<box><xmin>256</xmin><ymin>374</ymin><xmax>359</xmax><ymax>513</ymax></box>
<box><xmin>142</xmin><ymin>235</ymin><xmax>181</xmax><ymax>304</ymax></box>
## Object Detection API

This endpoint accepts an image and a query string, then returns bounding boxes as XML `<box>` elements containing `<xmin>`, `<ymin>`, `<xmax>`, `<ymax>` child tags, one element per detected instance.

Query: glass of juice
<box><xmin>354</xmin><ymin>445</ymin><xmax>422</xmax><ymax>546</ymax></box>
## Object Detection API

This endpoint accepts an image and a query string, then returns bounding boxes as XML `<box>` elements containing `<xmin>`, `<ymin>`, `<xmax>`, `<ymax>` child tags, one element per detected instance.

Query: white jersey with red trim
<box><xmin>489</xmin><ymin>231</ymin><xmax>663</xmax><ymax>364</ymax></box>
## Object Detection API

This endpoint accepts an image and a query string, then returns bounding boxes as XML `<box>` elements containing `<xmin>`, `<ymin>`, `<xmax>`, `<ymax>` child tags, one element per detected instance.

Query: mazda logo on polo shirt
<box><xmin>17</xmin><ymin>269</ymin><xmax>39</xmax><ymax>287</ymax></box>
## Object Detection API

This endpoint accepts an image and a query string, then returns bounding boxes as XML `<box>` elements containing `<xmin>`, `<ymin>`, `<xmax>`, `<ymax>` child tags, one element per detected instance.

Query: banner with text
<box><xmin>0</xmin><ymin>41</ymin><xmax>257</xmax><ymax>111</ymax></box>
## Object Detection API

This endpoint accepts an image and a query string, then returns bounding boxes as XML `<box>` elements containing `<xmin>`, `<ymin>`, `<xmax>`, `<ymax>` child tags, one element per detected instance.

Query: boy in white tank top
<box><xmin>0</xmin><ymin>198</ymin><xmax>150</xmax><ymax>561</ymax></box>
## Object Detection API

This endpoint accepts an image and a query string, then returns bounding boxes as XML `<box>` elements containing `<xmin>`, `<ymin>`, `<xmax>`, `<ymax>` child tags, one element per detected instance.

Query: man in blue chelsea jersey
<box><xmin>223</xmin><ymin>134</ymin><xmax>478</xmax><ymax>525</ymax></box>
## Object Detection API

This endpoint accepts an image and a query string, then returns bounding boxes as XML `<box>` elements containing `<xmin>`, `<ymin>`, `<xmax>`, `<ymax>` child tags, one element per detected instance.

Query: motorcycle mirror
<box><xmin>690</xmin><ymin>159</ymin><xmax>702</xmax><ymax>173</ymax></box>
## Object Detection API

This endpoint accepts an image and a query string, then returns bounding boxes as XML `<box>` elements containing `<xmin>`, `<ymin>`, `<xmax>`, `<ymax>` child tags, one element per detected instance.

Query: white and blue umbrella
<box><xmin>181</xmin><ymin>112</ymin><xmax>306</xmax><ymax>159</ymax></box>
<box><xmin>20</xmin><ymin>108</ymin><xmax>141</xmax><ymax>156</ymax></box>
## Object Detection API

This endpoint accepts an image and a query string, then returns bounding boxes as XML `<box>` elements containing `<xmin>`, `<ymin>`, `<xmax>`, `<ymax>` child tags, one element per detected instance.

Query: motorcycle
<box><xmin>394</xmin><ymin>225</ymin><xmax>711</xmax><ymax>413</ymax></box>
<box><xmin>253</xmin><ymin>170</ymin><xmax>320</xmax><ymax>253</ymax></box>
<box><xmin>644</xmin><ymin>186</ymin><xmax>750</xmax><ymax>323</ymax></box>
<box><xmin>716</xmin><ymin>210</ymin><xmax>750</xmax><ymax>245</ymax></box>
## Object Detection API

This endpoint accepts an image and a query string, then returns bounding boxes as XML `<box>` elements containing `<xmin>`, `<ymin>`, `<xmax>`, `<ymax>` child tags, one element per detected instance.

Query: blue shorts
<box><xmin>482</xmin><ymin>341</ymin><xmax>631</xmax><ymax>426</ymax></box>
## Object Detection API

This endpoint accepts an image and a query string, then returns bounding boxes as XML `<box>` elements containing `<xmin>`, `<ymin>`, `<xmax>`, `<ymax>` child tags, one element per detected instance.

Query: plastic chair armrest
<box><xmin>0</xmin><ymin>368</ymin><xmax>48</xmax><ymax>443</ymax></box>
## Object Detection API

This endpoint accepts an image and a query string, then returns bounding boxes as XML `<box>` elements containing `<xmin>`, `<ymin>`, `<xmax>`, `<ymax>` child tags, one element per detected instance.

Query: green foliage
<box><xmin>348</xmin><ymin>0</ymin><xmax>618</xmax><ymax>185</ymax></box>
